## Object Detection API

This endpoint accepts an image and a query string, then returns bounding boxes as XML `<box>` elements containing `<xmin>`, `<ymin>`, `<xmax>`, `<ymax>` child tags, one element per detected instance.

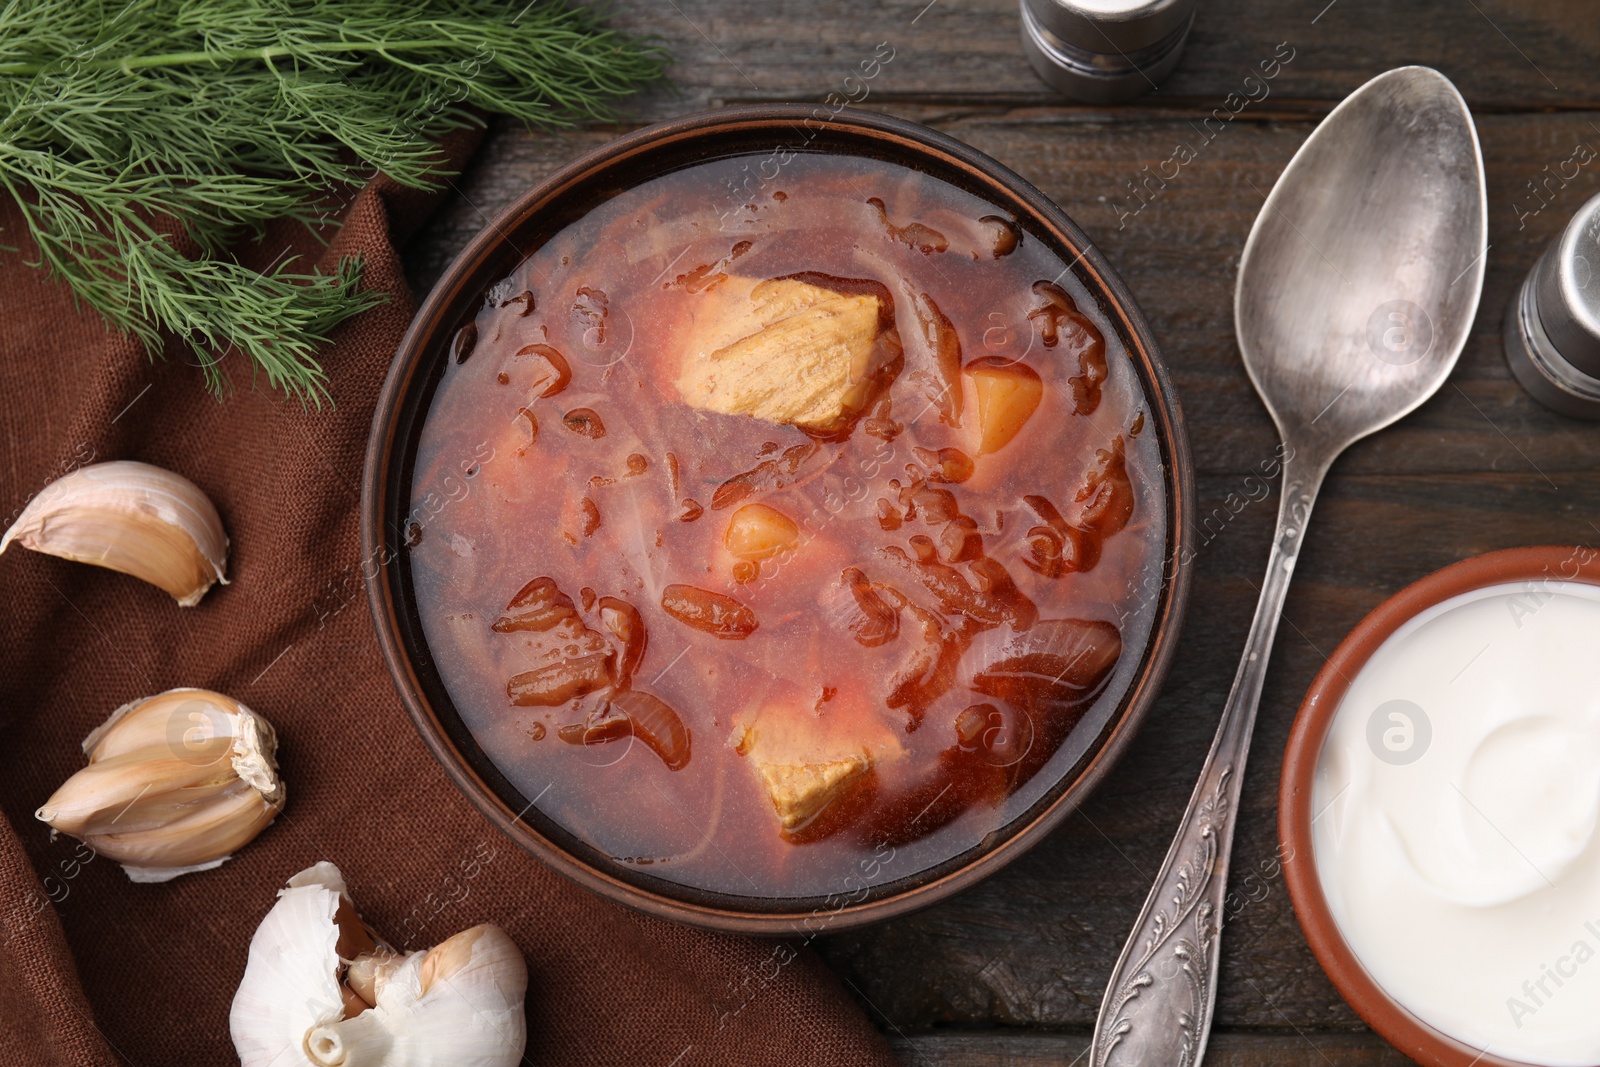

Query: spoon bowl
<box><xmin>1236</xmin><ymin>65</ymin><xmax>1487</xmax><ymax>455</ymax></box>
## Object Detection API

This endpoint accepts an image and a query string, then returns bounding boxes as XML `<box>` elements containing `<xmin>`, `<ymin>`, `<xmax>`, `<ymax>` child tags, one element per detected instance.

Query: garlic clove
<box><xmin>83</xmin><ymin>686</ymin><xmax>248</xmax><ymax>759</ymax></box>
<box><xmin>36</xmin><ymin>688</ymin><xmax>284</xmax><ymax>881</ymax></box>
<box><xmin>345</xmin><ymin>950</ymin><xmax>403</xmax><ymax>1007</ymax></box>
<box><xmin>304</xmin><ymin>924</ymin><xmax>527</xmax><ymax>1067</ymax></box>
<box><xmin>83</xmin><ymin>688</ymin><xmax>283</xmax><ymax>798</ymax></box>
<box><xmin>1</xmin><ymin>460</ymin><xmax>228</xmax><ymax>606</ymax></box>
<box><xmin>340</xmin><ymin>983</ymin><xmax>374</xmax><ymax>1020</ymax></box>
<box><xmin>81</xmin><ymin>781</ymin><xmax>281</xmax><ymax>869</ymax></box>
<box><xmin>233</xmin><ymin>864</ymin><xmax>528</xmax><ymax>1067</ymax></box>
<box><xmin>35</xmin><ymin>750</ymin><xmax>238</xmax><ymax>836</ymax></box>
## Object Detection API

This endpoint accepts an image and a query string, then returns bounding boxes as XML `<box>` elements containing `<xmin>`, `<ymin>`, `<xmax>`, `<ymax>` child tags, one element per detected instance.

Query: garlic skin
<box><xmin>231</xmin><ymin>863</ymin><xmax>528</xmax><ymax>1067</ymax></box>
<box><xmin>1</xmin><ymin>459</ymin><xmax>228</xmax><ymax>606</ymax></box>
<box><xmin>35</xmin><ymin>688</ymin><xmax>284</xmax><ymax>881</ymax></box>
<box><xmin>230</xmin><ymin>864</ymin><xmax>358</xmax><ymax>1067</ymax></box>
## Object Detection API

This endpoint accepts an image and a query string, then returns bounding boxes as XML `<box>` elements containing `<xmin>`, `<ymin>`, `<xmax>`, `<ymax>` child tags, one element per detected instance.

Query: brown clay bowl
<box><xmin>362</xmin><ymin>105</ymin><xmax>1194</xmax><ymax>933</ymax></box>
<box><xmin>1280</xmin><ymin>545</ymin><xmax>1600</xmax><ymax>1066</ymax></box>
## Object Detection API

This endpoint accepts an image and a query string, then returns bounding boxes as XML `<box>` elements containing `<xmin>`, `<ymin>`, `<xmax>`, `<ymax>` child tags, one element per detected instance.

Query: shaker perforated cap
<box><xmin>1533</xmin><ymin>191</ymin><xmax>1600</xmax><ymax>379</ymax></box>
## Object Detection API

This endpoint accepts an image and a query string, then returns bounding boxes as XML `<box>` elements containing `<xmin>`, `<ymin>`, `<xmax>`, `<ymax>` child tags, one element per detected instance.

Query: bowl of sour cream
<box><xmin>1281</xmin><ymin>545</ymin><xmax>1600</xmax><ymax>1067</ymax></box>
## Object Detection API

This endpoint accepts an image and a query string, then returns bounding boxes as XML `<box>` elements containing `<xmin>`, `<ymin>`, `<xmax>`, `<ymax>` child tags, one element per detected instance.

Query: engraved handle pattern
<box><xmin>1090</xmin><ymin>443</ymin><xmax>1329</xmax><ymax>1067</ymax></box>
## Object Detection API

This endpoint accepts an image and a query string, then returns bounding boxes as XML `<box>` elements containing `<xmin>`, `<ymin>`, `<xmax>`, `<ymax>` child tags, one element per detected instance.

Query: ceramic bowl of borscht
<box><xmin>363</xmin><ymin>105</ymin><xmax>1193</xmax><ymax>933</ymax></box>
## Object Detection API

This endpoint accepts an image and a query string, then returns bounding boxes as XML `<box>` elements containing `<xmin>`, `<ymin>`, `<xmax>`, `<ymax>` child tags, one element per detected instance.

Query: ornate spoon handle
<box><xmin>1090</xmin><ymin>443</ymin><xmax>1329</xmax><ymax>1067</ymax></box>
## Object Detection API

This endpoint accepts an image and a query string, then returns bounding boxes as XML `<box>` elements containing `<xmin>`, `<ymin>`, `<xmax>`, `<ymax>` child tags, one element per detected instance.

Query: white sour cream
<box><xmin>1313</xmin><ymin>581</ymin><xmax>1600</xmax><ymax>1066</ymax></box>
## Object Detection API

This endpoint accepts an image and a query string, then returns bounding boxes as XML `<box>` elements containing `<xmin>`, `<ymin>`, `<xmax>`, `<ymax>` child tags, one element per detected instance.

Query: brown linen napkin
<box><xmin>0</xmin><ymin>128</ymin><xmax>900</xmax><ymax>1067</ymax></box>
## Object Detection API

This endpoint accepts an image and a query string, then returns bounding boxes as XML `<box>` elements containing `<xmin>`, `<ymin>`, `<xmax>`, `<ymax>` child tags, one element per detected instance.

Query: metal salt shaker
<box><xmin>1505</xmin><ymin>191</ymin><xmax>1600</xmax><ymax>419</ymax></box>
<box><xmin>1019</xmin><ymin>0</ymin><xmax>1197</xmax><ymax>104</ymax></box>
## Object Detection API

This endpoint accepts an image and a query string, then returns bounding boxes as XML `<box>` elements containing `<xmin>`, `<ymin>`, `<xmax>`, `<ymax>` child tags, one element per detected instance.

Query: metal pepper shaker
<box><xmin>1504</xmin><ymin>191</ymin><xmax>1600</xmax><ymax>419</ymax></box>
<box><xmin>1019</xmin><ymin>0</ymin><xmax>1197</xmax><ymax>104</ymax></box>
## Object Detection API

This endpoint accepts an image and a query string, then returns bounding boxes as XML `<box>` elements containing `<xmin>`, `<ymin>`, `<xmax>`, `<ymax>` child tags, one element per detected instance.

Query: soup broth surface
<box><xmin>410</xmin><ymin>151</ymin><xmax>1167</xmax><ymax>899</ymax></box>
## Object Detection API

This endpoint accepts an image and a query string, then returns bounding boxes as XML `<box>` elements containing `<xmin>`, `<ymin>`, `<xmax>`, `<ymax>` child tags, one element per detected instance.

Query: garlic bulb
<box><xmin>35</xmin><ymin>688</ymin><xmax>284</xmax><ymax>882</ymax></box>
<box><xmin>1</xmin><ymin>459</ymin><xmax>228</xmax><ymax>606</ymax></box>
<box><xmin>231</xmin><ymin>862</ymin><xmax>528</xmax><ymax>1067</ymax></box>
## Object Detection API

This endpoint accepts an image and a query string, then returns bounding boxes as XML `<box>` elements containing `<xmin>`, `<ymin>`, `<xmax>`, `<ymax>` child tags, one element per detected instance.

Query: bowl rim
<box><xmin>1279</xmin><ymin>544</ymin><xmax>1600</xmax><ymax>1067</ymax></box>
<box><xmin>362</xmin><ymin>103</ymin><xmax>1195</xmax><ymax>934</ymax></box>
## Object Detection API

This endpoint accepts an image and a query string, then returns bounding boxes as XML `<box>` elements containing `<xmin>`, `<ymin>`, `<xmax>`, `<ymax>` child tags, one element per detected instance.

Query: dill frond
<box><xmin>0</xmin><ymin>0</ymin><xmax>669</xmax><ymax>403</ymax></box>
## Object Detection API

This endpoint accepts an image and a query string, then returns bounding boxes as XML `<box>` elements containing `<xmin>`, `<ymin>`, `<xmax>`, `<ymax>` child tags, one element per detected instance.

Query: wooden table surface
<box><xmin>403</xmin><ymin>2</ymin><xmax>1600</xmax><ymax>1062</ymax></box>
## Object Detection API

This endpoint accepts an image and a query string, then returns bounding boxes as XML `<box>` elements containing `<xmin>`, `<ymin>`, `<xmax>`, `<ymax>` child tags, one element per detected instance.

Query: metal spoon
<box><xmin>1089</xmin><ymin>66</ymin><xmax>1487</xmax><ymax>1067</ymax></box>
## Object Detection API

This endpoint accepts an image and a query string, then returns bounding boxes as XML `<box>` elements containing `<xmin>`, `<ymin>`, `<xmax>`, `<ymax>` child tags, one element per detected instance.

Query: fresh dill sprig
<box><xmin>0</xmin><ymin>0</ymin><xmax>668</xmax><ymax>402</ymax></box>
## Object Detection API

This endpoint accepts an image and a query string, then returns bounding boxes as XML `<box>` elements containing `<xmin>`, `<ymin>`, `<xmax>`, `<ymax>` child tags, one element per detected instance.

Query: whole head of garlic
<box><xmin>1</xmin><ymin>459</ymin><xmax>228</xmax><ymax>606</ymax></box>
<box><xmin>231</xmin><ymin>862</ymin><xmax>528</xmax><ymax>1067</ymax></box>
<box><xmin>35</xmin><ymin>688</ymin><xmax>284</xmax><ymax>882</ymax></box>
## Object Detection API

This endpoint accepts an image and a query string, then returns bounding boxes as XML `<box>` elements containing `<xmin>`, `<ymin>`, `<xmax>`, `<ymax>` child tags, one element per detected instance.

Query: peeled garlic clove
<box><xmin>1</xmin><ymin>459</ymin><xmax>228</xmax><ymax>606</ymax></box>
<box><xmin>35</xmin><ymin>688</ymin><xmax>284</xmax><ymax>882</ymax></box>
<box><xmin>232</xmin><ymin>863</ymin><xmax>528</xmax><ymax>1067</ymax></box>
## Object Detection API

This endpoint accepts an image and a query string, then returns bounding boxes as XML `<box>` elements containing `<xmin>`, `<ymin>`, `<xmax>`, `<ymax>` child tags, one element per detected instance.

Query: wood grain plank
<box><xmin>597</xmin><ymin>0</ymin><xmax>1598</xmax><ymax>117</ymax></box>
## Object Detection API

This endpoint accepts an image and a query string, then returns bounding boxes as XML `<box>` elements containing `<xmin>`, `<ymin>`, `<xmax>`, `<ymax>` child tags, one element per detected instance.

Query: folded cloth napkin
<box><xmin>0</xmin><ymin>127</ymin><xmax>899</xmax><ymax>1067</ymax></box>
